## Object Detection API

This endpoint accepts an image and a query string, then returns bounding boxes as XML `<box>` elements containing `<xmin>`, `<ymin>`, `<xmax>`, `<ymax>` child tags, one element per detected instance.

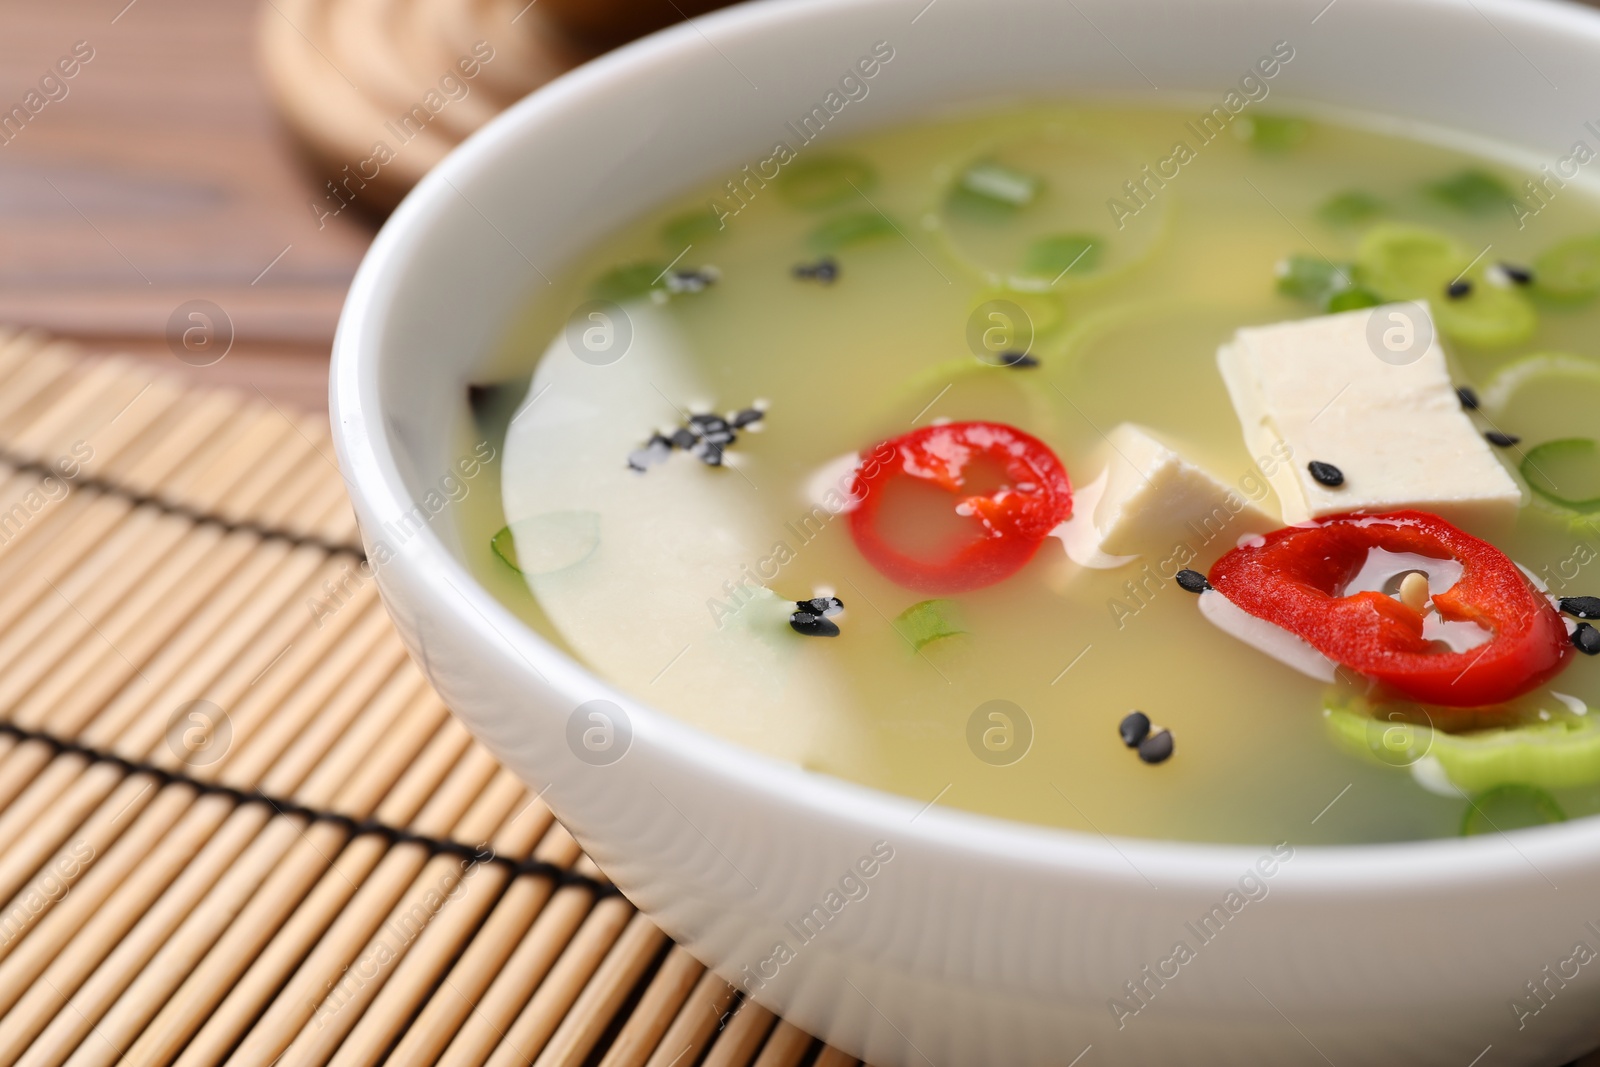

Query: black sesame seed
<box><xmin>689</xmin><ymin>414</ymin><xmax>730</xmax><ymax>434</ymax></box>
<box><xmin>1572</xmin><ymin>622</ymin><xmax>1600</xmax><ymax>656</ymax></box>
<box><xmin>1446</xmin><ymin>279</ymin><xmax>1473</xmax><ymax>299</ymax></box>
<box><xmin>669</xmin><ymin>428</ymin><xmax>696</xmax><ymax>449</ymax></box>
<box><xmin>731</xmin><ymin>408</ymin><xmax>765</xmax><ymax>428</ymax></box>
<box><xmin>698</xmin><ymin>443</ymin><xmax>725</xmax><ymax>466</ymax></box>
<box><xmin>1308</xmin><ymin>460</ymin><xmax>1345</xmax><ymax>488</ymax></box>
<box><xmin>1500</xmin><ymin>263</ymin><xmax>1534</xmax><ymax>286</ymax></box>
<box><xmin>1137</xmin><ymin>729</ymin><xmax>1175</xmax><ymax>765</ymax></box>
<box><xmin>701</xmin><ymin>429</ymin><xmax>736</xmax><ymax>446</ymax></box>
<box><xmin>1175</xmin><ymin>569</ymin><xmax>1211</xmax><ymax>594</ymax></box>
<box><xmin>801</xmin><ymin>596</ymin><xmax>844</xmax><ymax>618</ymax></box>
<box><xmin>1456</xmin><ymin>385</ymin><xmax>1480</xmax><ymax>410</ymax></box>
<box><xmin>793</xmin><ymin>257</ymin><xmax>840</xmax><ymax>283</ymax></box>
<box><xmin>648</xmin><ymin>432</ymin><xmax>673</xmax><ymax>449</ymax></box>
<box><xmin>666</xmin><ymin>269</ymin><xmax>716</xmax><ymax>293</ymax></box>
<box><xmin>1559</xmin><ymin>596</ymin><xmax>1600</xmax><ymax>620</ymax></box>
<box><xmin>1485</xmin><ymin>430</ymin><xmax>1521</xmax><ymax>447</ymax></box>
<box><xmin>789</xmin><ymin>611</ymin><xmax>841</xmax><ymax>637</ymax></box>
<box><xmin>1119</xmin><ymin>711</ymin><xmax>1151</xmax><ymax>748</ymax></box>
<box><xmin>996</xmin><ymin>350</ymin><xmax>1040</xmax><ymax>369</ymax></box>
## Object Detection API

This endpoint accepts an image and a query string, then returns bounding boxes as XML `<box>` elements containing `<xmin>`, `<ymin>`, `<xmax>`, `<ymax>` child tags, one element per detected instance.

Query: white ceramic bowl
<box><xmin>331</xmin><ymin>1</ymin><xmax>1600</xmax><ymax>1063</ymax></box>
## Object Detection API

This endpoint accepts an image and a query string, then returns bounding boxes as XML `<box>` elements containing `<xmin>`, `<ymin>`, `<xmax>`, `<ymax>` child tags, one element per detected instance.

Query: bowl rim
<box><xmin>331</xmin><ymin>0</ymin><xmax>1600</xmax><ymax>892</ymax></box>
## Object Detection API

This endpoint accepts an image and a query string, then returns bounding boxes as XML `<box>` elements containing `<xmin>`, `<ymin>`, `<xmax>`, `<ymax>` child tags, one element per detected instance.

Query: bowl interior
<box><xmin>332</xmin><ymin>0</ymin><xmax>1600</xmax><ymax>878</ymax></box>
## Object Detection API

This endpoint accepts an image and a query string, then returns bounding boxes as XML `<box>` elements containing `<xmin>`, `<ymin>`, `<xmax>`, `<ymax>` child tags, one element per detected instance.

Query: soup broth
<box><xmin>456</xmin><ymin>103</ymin><xmax>1600</xmax><ymax>844</ymax></box>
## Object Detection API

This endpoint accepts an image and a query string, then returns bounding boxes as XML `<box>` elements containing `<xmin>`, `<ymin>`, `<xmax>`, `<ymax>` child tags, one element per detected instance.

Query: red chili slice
<box><xmin>849</xmin><ymin>420</ymin><xmax>1073</xmax><ymax>593</ymax></box>
<box><xmin>1207</xmin><ymin>510</ymin><xmax>1570</xmax><ymax>708</ymax></box>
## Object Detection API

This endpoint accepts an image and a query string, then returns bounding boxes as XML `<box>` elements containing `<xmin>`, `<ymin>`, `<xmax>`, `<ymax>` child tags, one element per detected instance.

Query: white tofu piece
<box><xmin>1056</xmin><ymin>422</ymin><xmax>1276</xmax><ymax>568</ymax></box>
<box><xmin>1217</xmin><ymin>302</ymin><xmax>1521</xmax><ymax>526</ymax></box>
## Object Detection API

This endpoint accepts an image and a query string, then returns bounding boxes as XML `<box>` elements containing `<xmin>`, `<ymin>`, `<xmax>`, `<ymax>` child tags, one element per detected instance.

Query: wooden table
<box><xmin>0</xmin><ymin>0</ymin><xmax>376</xmax><ymax>411</ymax></box>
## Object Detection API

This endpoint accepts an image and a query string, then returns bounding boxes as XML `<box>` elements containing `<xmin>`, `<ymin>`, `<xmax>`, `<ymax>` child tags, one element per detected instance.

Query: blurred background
<box><xmin>0</xmin><ymin>0</ymin><xmax>725</xmax><ymax>410</ymax></box>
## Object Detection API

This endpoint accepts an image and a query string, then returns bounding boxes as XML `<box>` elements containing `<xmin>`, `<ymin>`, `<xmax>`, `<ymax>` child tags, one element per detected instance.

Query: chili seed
<box><xmin>1175</xmin><ymin>569</ymin><xmax>1211</xmax><ymax>593</ymax></box>
<box><xmin>1485</xmin><ymin>430</ymin><xmax>1520</xmax><ymax>447</ymax></box>
<box><xmin>1446</xmin><ymin>279</ymin><xmax>1472</xmax><ymax>299</ymax></box>
<box><xmin>789</xmin><ymin>610</ymin><xmax>841</xmax><ymax>637</ymax></box>
<box><xmin>1137</xmin><ymin>728</ymin><xmax>1175</xmax><ymax>764</ymax></box>
<box><xmin>1119</xmin><ymin>710</ymin><xmax>1151</xmax><ymax>748</ymax></box>
<box><xmin>1308</xmin><ymin>460</ymin><xmax>1345</xmax><ymax>487</ymax></box>
<box><xmin>1572</xmin><ymin>622</ymin><xmax>1600</xmax><ymax>656</ymax></box>
<box><xmin>1398</xmin><ymin>571</ymin><xmax>1430</xmax><ymax>614</ymax></box>
<box><xmin>1500</xmin><ymin>263</ymin><xmax>1534</xmax><ymax>286</ymax></box>
<box><xmin>1456</xmin><ymin>385</ymin><xmax>1480</xmax><ymax>410</ymax></box>
<box><xmin>1559</xmin><ymin>596</ymin><xmax>1600</xmax><ymax>619</ymax></box>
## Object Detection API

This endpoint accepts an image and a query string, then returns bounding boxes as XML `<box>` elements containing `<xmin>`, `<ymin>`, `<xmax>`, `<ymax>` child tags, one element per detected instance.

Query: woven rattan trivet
<box><xmin>257</xmin><ymin>0</ymin><xmax>731</xmax><ymax>213</ymax></box>
<box><xmin>0</xmin><ymin>332</ymin><xmax>855</xmax><ymax>1067</ymax></box>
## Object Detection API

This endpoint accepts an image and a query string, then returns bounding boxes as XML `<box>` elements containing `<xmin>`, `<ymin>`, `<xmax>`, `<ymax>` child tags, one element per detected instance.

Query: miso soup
<box><xmin>456</xmin><ymin>102</ymin><xmax>1600</xmax><ymax>845</ymax></box>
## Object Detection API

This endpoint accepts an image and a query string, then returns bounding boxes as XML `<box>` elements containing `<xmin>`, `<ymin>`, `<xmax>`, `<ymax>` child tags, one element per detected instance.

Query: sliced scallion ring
<box><xmin>1460</xmin><ymin>784</ymin><xmax>1566</xmax><ymax>836</ymax></box>
<box><xmin>775</xmin><ymin>155</ymin><xmax>877</xmax><ymax>210</ymax></box>
<box><xmin>893</xmin><ymin>599</ymin><xmax>967</xmax><ymax>653</ymax></box>
<box><xmin>1479</xmin><ymin>352</ymin><xmax>1600</xmax><ymax>414</ymax></box>
<box><xmin>1327</xmin><ymin>700</ymin><xmax>1600</xmax><ymax>792</ymax></box>
<box><xmin>807</xmin><ymin>210</ymin><xmax>899</xmax><ymax>253</ymax></box>
<box><xmin>1533</xmin><ymin>233</ymin><xmax>1600</xmax><ymax>303</ymax></box>
<box><xmin>1316</xmin><ymin>189</ymin><xmax>1384</xmax><ymax>228</ymax></box>
<box><xmin>660</xmin><ymin>208</ymin><xmax>724</xmax><ymax>248</ymax></box>
<box><xmin>490</xmin><ymin>526</ymin><xmax>521</xmax><ymax>574</ymax></box>
<box><xmin>590</xmin><ymin>262</ymin><xmax>668</xmax><ymax>303</ymax></box>
<box><xmin>1354</xmin><ymin>223</ymin><xmax>1535</xmax><ymax>347</ymax></box>
<box><xmin>1020</xmin><ymin>234</ymin><xmax>1102</xmax><ymax>281</ymax></box>
<box><xmin>1521</xmin><ymin>438</ymin><xmax>1600</xmax><ymax>512</ymax></box>
<box><xmin>1422</xmin><ymin>168</ymin><xmax>1516</xmax><ymax>216</ymax></box>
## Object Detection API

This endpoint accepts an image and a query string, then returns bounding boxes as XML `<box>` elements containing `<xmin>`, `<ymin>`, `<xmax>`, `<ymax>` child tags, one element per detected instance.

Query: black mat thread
<box><xmin>0</xmin><ymin>453</ymin><xmax>367</xmax><ymax>560</ymax></box>
<box><xmin>0</xmin><ymin>720</ymin><xmax>616</xmax><ymax>895</ymax></box>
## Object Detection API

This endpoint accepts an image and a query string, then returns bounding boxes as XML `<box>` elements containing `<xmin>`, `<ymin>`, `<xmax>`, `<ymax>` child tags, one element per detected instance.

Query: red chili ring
<box><xmin>848</xmin><ymin>420</ymin><xmax>1073</xmax><ymax>594</ymax></box>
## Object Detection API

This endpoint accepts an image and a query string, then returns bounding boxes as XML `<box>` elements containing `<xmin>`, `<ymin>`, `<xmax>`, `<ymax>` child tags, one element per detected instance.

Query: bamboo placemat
<box><xmin>0</xmin><ymin>330</ymin><xmax>854</xmax><ymax>1067</ymax></box>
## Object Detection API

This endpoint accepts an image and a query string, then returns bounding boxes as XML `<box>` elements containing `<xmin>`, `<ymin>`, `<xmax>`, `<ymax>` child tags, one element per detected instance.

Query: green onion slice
<box><xmin>1422</xmin><ymin>168</ymin><xmax>1516</xmax><ymax>216</ymax></box>
<box><xmin>957</xmin><ymin>161</ymin><xmax>1042</xmax><ymax>209</ymax></box>
<box><xmin>590</xmin><ymin>262</ymin><xmax>667</xmax><ymax>303</ymax></box>
<box><xmin>1275</xmin><ymin>254</ymin><xmax>1352</xmax><ymax>303</ymax></box>
<box><xmin>1236</xmin><ymin>115</ymin><xmax>1308</xmax><ymax>152</ymax></box>
<box><xmin>1534</xmin><ymin>233</ymin><xmax>1600</xmax><ymax>303</ymax></box>
<box><xmin>1021</xmin><ymin>234</ymin><xmax>1102</xmax><ymax>280</ymax></box>
<box><xmin>808</xmin><ymin>211</ymin><xmax>899</xmax><ymax>253</ymax></box>
<box><xmin>490</xmin><ymin>526</ymin><xmax>520</xmax><ymax>574</ymax></box>
<box><xmin>660</xmin><ymin>208</ymin><xmax>725</xmax><ymax>248</ymax></box>
<box><xmin>775</xmin><ymin>155</ymin><xmax>877</xmax><ymax>210</ymax></box>
<box><xmin>1460</xmin><ymin>784</ymin><xmax>1566</xmax><ymax>836</ymax></box>
<box><xmin>893</xmin><ymin>599</ymin><xmax>967</xmax><ymax>653</ymax></box>
<box><xmin>1316</xmin><ymin>190</ymin><xmax>1384</xmax><ymax>228</ymax></box>
<box><xmin>1354</xmin><ymin>224</ymin><xmax>1536</xmax><ymax>348</ymax></box>
<box><xmin>493</xmin><ymin>512</ymin><xmax>600</xmax><ymax>578</ymax></box>
<box><xmin>1521</xmin><ymin>438</ymin><xmax>1600</xmax><ymax>512</ymax></box>
<box><xmin>1327</xmin><ymin>699</ymin><xmax>1600</xmax><ymax>792</ymax></box>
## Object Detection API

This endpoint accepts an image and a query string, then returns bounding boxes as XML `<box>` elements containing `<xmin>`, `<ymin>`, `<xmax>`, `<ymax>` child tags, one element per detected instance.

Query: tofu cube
<box><xmin>1217</xmin><ymin>303</ymin><xmax>1521</xmax><ymax>526</ymax></box>
<box><xmin>1059</xmin><ymin>422</ymin><xmax>1276</xmax><ymax>567</ymax></box>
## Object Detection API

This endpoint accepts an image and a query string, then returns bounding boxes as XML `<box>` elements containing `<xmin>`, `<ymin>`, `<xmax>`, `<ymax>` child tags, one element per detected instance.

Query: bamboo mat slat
<box><xmin>0</xmin><ymin>330</ymin><xmax>857</xmax><ymax>1067</ymax></box>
